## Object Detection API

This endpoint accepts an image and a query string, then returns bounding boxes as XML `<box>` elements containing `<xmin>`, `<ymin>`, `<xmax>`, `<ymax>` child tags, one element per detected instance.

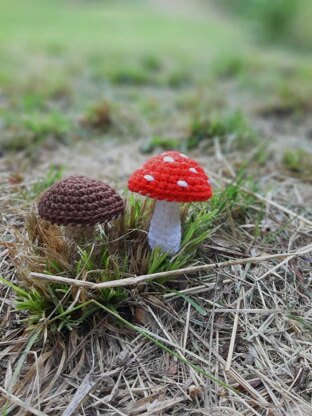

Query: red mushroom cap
<box><xmin>128</xmin><ymin>151</ymin><xmax>213</xmax><ymax>203</ymax></box>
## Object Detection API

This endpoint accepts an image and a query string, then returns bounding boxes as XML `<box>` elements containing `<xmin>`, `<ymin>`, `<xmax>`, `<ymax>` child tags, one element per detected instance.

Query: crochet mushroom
<box><xmin>38</xmin><ymin>176</ymin><xmax>124</xmax><ymax>243</ymax></box>
<box><xmin>128</xmin><ymin>151</ymin><xmax>212</xmax><ymax>254</ymax></box>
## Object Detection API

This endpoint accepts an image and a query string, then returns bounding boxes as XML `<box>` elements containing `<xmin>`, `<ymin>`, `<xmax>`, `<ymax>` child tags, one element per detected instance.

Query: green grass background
<box><xmin>0</xmin><ymin>0</ymin><xmax>311</xmax><ymax>168</ymax></box>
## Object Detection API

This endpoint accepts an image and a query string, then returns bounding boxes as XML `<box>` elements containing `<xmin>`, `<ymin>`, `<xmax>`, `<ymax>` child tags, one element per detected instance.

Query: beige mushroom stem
<box><xmin>64</xmin><ymin>225</ymin><xmax>96</xmax><ymax>245</ymax></box>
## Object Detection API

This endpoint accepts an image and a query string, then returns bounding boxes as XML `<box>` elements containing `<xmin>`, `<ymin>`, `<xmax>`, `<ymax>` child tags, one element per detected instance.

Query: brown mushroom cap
<box><xmin>38</xmin><ymin>176</ymin><xmax>124</xmax><ymax>226</ymax></box>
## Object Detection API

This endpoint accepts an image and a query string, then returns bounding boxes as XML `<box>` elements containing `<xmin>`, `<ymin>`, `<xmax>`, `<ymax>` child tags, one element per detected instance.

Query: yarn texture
<box><xmin>128</xmin><ymin>151</ymin><xmax>212</xmax><ymax>203</ymax></box>
<box><xmin>38</xmin><ymin>176</ymin><xmax>124</xmax><ymax>226</ymax></box>
<box><xmin>128</xmin><ymin>151</ymin><xmax>213</xmax><ymax>254</ymax></box>
<box><xmin>148</xmin><ymin>200</ymin><xmax>181</xmax><ymax>254</ymax></box>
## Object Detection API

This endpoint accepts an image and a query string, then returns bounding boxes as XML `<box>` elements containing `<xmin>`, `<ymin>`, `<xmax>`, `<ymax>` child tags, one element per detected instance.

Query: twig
<box><xmin>188</xmin><ymin>328</ymin><xmax>269</xmax><ymax>408</ymax></box>
<box><xmin>0</xmin><ymin>386</ymin><xmax>49</xmax><ymax>416</ymax></box>
<box><xmin>247</xmin><ymin>191</ymin><xmax>312</xmax><ymax>227</ymax></box>
<box><xmin>225</xmin><ymin>298</ymin><xmax>241</xmax><ymax>372</ymax></box>
<box><xmin>140</xmin><ymin>397</ymin><xmax>185</xmax><ymax>415</ymax></box>
<box><xmin>29</xmin><ymin>274</ymin><xmax>94</xmax><ymax>288</ymax></box>
<box><xmin>183</xmin><ymin>303</ymin><xmax>191</xmax><ymax>355</ymax></box>
<box><xmin>256</xmin><ymin>254</ymin><xmax>301</xmax><ymax>282</ymax></box>
<box><xmin>197</xmin><ymin>308</ymin><xmax>281</xmax><ymax>314</ymax></box>
<box><xmin>62</xmin><ymin>372</ymin><xmax>109</xmax><ymax>416</ymax></box>
<box><xmin>29</xmin><ymin>243</ymin><xmax>312</xmax><ymax>290</ymax></box>
<box><xmin>163</xmin><ymin>283</ymin><xmax>223</xmax><ymax>299</ymax></box>
<box><xmin>210</xmin><ymin>172</ymin><xmax>312</xmax><ymax>227</ymax></box>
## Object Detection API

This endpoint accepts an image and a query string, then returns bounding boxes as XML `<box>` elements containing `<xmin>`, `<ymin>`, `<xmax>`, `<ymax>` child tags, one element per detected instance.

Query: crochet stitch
<box><xmin>128</xmin><ymin>151</ymin><xmax>212</xmax><ymax>202</ymax></box>
<box><xmin>38</xmin><ymin>176</ymin><xmax>124</xmax><ymax>226</ymax></box>
<box><xmin>148</xmin><ymin>200</ymin><xmax>181</xmax><ymax>254</ymax></box>
<box><xmin>128</xmin><ymin>151</ymin><xmax>213</xmax><ymax>254</ymax></box>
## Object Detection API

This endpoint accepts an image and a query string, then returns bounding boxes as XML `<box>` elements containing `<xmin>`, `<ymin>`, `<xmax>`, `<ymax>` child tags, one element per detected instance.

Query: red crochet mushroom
<box><xmin>128</xmin><ymin>151</ymin><xmax>213</xmax><ymax>254</ymax></box>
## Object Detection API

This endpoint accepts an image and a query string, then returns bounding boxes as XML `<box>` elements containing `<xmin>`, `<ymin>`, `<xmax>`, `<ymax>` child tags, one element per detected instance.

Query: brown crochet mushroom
<box><xmin>38</xmin><ymin>176</ymin><xmax>124</xmax><ymax>244</ymax></box>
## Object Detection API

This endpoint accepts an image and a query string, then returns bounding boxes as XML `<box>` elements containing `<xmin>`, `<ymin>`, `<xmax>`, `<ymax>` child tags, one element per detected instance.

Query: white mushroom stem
<box><xmin>148</xmin><ymin>200</ymin><xmax>181</xmax><ymax>255</ymax></box>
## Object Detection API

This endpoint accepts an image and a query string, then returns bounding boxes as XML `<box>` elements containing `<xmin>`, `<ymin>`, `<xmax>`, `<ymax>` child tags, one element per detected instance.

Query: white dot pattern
<box><xmin>177</xmin><ymin>180</ymin><xmax>188</xmax><ymax>188</ymax></box>
<box><xmin>129</xmin><ymin>151</ymin><xmax>213</xmax><ymax>203</ymax></box>
<box><xmin>163</xmin><ymin>156</ymin><xmax>175</xmax><ymax>163</ymax></box>
<box><xmin>144</xmin><ymin>174</ymin><xmax>155</xmax><ymax>182</ymax></box>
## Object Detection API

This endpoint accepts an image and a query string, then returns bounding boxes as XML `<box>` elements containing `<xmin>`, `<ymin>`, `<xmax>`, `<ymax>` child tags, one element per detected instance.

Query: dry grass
<box><xmin>1</xmin><ymin>0</ymin><xmax>312</xmax><ymax>413</ymax></box>
<box><xmin>1</xmin><ymin>167</ymin><xmax>312</xmax><ymax>416</ymax></box>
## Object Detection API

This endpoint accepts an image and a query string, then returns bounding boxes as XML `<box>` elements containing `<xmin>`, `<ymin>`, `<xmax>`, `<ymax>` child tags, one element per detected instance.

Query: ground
<box><xmin>0</xmin><ymin>1</ymin><xmax>312</xmax><ymax>415</ymax></box>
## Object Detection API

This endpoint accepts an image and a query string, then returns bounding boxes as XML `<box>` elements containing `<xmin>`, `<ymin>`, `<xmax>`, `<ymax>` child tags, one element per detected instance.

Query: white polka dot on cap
<box><xmin>177</xmin><ymin>180</ymin><xmax>188</xmax><ymax>187</ymax></box>
<box><xmin>163</xmin><ymin>156</ymin><xmax>175</xmax><ymax>163</ymax></box>
<box><xmin>144</xmin><ymin>174</ymin><xmax>155</xmax><ymax>182</ymax></box>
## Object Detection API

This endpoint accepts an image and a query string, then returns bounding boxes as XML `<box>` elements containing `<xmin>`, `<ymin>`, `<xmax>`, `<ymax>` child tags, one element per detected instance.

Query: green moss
<box><xmin>141</xmin><ymin>54</ymin><xmax>162</xmax><ymax>72</ymax></box>
<box><xmin>5</xmin><ymin>176</ymin><xmax>245</xmax><ymax>332</ymax></box>
<box><xmin>217</xmin><ymin>0</ymin><xmax>312</xmax><ymax>49</ymax></box>
<box><xmin>259</xmin><ymin>74</ymin><xmax>312</xmax><ymax>117</ymax></box>
<box><xmin>140</xmin><ymin>136</ymin><xmax>181</xmax><ymax>154</ymax></box>
<box><xmin>167</xmin><ymin>70</ymin><xmax>192</xmax><ymax>88</ymax></box>
<box><xmin>187</xmin><ymin>111</ymin><xmax>259</xmax><ymax>151</ymax></box>
<box><xmin>1</xmin><ymin>111</ymin><xmax>72</xmax><ymax>152</ymax></box>
<box><xmin>108</xmin><ymin>66</ymin><xmax>154</xmax><ymax>86</ymax></box>
<box><xmin>212</xmin><ymin>54</ymin><xmax>248</xmax><ymax>79</ymax></box>
<box><xmin>23</xmin><ymin>112</ymin><xmax>70</xmax><ymax>137</ymax></box>
<box><xmin>282</xmin><ymin>148</ymin><xmax>312</xmax><ymax>176</ymax></box>
<box><xmin>82</xmin><ymin>102</ymin><xmax>112</xmax><ymax>132</ymax></box>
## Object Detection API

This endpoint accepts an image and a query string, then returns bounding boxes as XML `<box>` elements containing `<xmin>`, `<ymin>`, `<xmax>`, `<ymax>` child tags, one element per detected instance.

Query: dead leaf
<box><xmin>134</xmin><ymin>307</ymin><xmax>150</xmax><ymax>325</ymax></box>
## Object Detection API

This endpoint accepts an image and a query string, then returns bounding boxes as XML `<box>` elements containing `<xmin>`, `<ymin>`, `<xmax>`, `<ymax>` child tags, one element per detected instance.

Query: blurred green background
<box><xmin>0</xmin><ymin>0</ymin><xmax>311</xmax><ymax>176</ymax></box>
